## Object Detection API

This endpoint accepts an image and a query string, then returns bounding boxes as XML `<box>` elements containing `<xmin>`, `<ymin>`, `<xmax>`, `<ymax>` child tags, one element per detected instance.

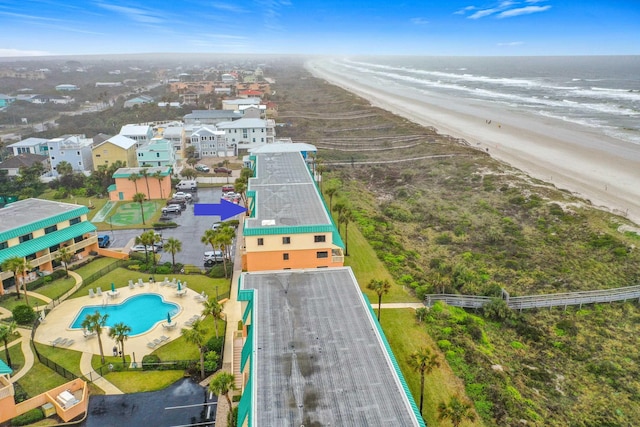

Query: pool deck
<box><xmin>33</xmin><ymin>280</ymin><xmax>206</xmax><ymax>360</ymax></box>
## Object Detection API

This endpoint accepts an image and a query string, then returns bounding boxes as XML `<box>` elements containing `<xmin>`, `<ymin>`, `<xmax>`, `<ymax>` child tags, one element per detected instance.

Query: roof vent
<box><xmin>261</xmin><ymin>219</ymin><xmax>276</xmax><ymax>226</ymax></box>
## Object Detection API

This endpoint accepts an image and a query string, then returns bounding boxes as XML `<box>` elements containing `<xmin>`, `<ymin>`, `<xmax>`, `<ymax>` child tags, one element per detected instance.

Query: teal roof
<box><xmin>243</xmin><ymin>224</ymin><xmax>334</xmax><ymax>236</ymax></box>
<box><xmin>112</xmin><ymin>166</ymin><xmax>172</xmax><ymax>178</ymax></box>
<box><xmin>0</xmin><ymin>200</ymin><xmax>88</xmax><ymax>243</ymax></box>
<box><xmin>0</xmin><ymin>359</ymin><xmax>12</xmax><ymax>375</ymax></box>
<box><xmin>107</xmin><ymin>184</ymin><xmax>116</xmax><ymax>192</ymax></box>
<box><xmin>0</xmin><ymin>221</ymin><xmax>96</xmax><ymax>263</ymax></box>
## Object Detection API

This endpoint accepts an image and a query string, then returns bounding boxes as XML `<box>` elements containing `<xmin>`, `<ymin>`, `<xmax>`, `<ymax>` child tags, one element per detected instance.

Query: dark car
<box><xmin>97</xmin><ymin>235</ymin><xmax>110</xmax><ymax>248</ymax></box>
<box><xmin>166</xmin><ymin>198</ymin><xmax>187</xmax><ymax>209</ymax></box>
<box><xmin>213</xmin><ymin>167</ymin><xmax>232</xmax><ymax>175</ymax></box>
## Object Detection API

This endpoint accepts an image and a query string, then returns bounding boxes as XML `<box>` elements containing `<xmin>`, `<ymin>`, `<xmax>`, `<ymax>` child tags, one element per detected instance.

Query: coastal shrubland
<box><xmin>272</xmin><ymin>60</ymin><xmax>640</xmax><ymax>426</ymax></box>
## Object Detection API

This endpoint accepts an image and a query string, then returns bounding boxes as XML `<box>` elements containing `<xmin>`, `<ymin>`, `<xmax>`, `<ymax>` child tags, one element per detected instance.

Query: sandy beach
<box><xmin>306</xmin><ymin>59</ymin><xmax>640</xmax><ymax>226</ymax></box>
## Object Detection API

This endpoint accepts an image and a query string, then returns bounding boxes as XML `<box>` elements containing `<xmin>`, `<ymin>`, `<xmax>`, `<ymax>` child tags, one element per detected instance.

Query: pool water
<box><xmin>70</xmin><ymin>294</ymin><xmax>180</xmax><ymax>336</ymax></box>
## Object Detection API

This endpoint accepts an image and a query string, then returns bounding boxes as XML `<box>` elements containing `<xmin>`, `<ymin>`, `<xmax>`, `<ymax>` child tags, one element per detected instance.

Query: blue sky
<box><xmin>1</xmin><ymin>0</ymin><xmax>639</xmax><ymax>57</ymax></box>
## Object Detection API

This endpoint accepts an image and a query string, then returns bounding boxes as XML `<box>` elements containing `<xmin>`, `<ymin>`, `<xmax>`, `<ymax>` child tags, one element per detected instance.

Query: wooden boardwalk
<box><xmin>424</xmin><ymin>284</ymin><xmax>640</xmax><ymax>311</ymax></box>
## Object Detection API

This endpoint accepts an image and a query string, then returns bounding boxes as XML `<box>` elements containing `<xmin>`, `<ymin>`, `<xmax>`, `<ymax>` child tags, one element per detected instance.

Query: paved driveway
<box><xmin>105</xmin><ymin>187</ymin><xmax>237</xmax><ymax>268</ymax></box>
<box><xmin>82</xmin><ymin>378</ymin><xmax>216</xmax><ymax>427</ymax></box>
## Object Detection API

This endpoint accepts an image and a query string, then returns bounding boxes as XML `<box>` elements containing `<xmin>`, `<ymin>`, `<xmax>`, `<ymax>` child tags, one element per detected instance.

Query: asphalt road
<box><xmin>82</xmin><ymin>378</ymin><xmax>216</xmax><ymax>427</ymax></box>
<box><xmin>104</xmin><ymin>187</ymin><xmax>236</xmax><ymax>268</ymax></box>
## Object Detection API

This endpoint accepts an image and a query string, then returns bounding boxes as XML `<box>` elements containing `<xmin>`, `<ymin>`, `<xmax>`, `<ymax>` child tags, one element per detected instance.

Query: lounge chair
<box><xmin>138</xmin><ymin>278</ymin><xmax>144</xmax><ymax>286</ymax></box>
<box><xmin>163</xmin><ymin>277</ymin><xmax>169</xmax><ymax>285</ymax></box>
<box><xmin>57</xmin><ymin>338</ymin><xmax>69</xmax><ymax>347</ymax></box>
<box><xmin>128</xmin><ymin>281</ymin><xmax>135</xmax><ymax>290</ymax></box>
<box><xmin>147</xmin><ymin>341</ymin><xmax>157</xmax><ymax>349</ymax></box>
<box><xmin>96</xmin><ymin>287</ymin><xmax>103</xmax><ymax>296</ymax></box>
<box><xmin>50</xmin><ymin>337</ymin><xmax>64</xmax><ymax>347</ymax></box>
<box><xmin>88</xmin><ymin>288</ymin><xmax>95</xmax><ymax>298</ymax></box>
<box><xmin>65</xmin><ymin>339</ymin><xmax>74</xmax><ymax>347</ymax></box>
<box><xmin>195</xmin><ymin>291</ymin><xmax>207</xmax><ymax>302</ymax></box>
<box><xmin>159</xmin><ymin>335</ymin><xmax>169</xmax><ymax>342</ymax></box>
<box><xmin>153</xmin><ymin>338</ymin><xmax>162</xmax><ymax>346</ymax></box>
<box><xmin>83</xmin><ymin>329</ymin><xmax>96</xmax><ymax>339</ymax></box>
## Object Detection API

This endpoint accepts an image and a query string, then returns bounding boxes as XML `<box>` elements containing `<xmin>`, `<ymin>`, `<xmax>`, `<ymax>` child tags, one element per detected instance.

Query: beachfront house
<box><xmin>118</xmin><ymin>124</ymin><xmax>153</xmax><ymax>148</ymax></box>
<box><xmin>108</xmin><ymin>166</ymin><xmax>172</xmax><ymax>201</ymax></box>
<box><xmin>190</xmin><ymin>126</ymin><xmax>229</xmax><ymax>158</ymax></box>
<box><xmin>136</xmin><ymin>137</ymin><xmax>175</xmax><ymax>168</ymax></box>
<box><xmin>7</xmin><ymin>137</ymin><xmax>49</xmax><ymax>156</ymax></box>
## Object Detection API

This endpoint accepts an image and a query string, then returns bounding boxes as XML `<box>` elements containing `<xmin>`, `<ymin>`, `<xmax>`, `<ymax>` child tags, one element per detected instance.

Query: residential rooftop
<box><xmin>240</xmin><ymin>268</ymin><xmax>423</xmax><ymax>426</ymax></box>
<box><xmin>0</xmin><ymin>198</ymin><xmax>87</xmax><ymax>234</ymax></box>
<box><xmin>245</xmin><ymin>152</ymin><xmax>330</xmax><ymax>229</ymax></box>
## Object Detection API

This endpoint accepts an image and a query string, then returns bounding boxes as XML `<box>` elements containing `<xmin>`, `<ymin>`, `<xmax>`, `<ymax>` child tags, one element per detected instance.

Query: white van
<box><xmin>176</xmin><ymin>180</ymin><xmax>197</xmax><ymax>191</ymax></box>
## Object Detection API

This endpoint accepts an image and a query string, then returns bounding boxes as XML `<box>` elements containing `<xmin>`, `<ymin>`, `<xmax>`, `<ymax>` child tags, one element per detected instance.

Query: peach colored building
<box><xmin>242</xmin><ymin>149</ymin><xmax>344</xmax><ymax>272</ymax></box>
<box><xmin>108</xmin><ymin>166</ymin><xmax>172</xmax><ymax>202</ymax></box>
<box><xmin>0</xmin><ymin>199</ymin><xmax>98</xmax><ymax>294</ymax></box>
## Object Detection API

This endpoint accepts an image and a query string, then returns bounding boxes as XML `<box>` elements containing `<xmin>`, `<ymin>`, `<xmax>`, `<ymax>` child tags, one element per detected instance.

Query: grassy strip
<box><xmin>16</xmin><ymin>362</ymin><xmax>69</xmax><ymax>398</ymax></box>
<box><xmin>35</xmin><ymin>343</ymin><xmax>83</xmax><ymax>377</ymax></box>
<box><xmin>381</xmin><ymin>308</ymin><xmax>482</xmax><ymax>426</ymax></box>
<box><xmin>105</xmin><ymin>370</ymin><xmax>185</xmax><ymax>393</ymax></box>
<box><xmin>0</xmin><ymin>338</ymin><xmax>25</xmax><ymax>373</ymax></box>
<box><xmin>33</xmin><ymin>276</ymin><xmax>76</xmax><ymax>300</ymax></box>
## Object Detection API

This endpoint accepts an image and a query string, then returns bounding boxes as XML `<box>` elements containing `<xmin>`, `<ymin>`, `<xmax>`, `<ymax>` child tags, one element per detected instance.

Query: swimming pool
<box><xmin>70</xmin><ymin>294</ymin><xmax>180</xmax><ymax>336</ymax></box>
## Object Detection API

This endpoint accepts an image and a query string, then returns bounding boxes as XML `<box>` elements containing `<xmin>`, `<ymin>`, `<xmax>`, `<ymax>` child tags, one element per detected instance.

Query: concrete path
<box><xmin>4</xmin><ymin>326</ymin><xmax>35</xmax><ymax>382</ymax></box>
<box><xmin>379</xmin><ymin>302</ymin><xmax>424</xmax><ymax>309</ymax></box>
<box><xmin>79</xmin><ymin>352</ymin><xmax>123</xmax><ymax>394</ymax></box>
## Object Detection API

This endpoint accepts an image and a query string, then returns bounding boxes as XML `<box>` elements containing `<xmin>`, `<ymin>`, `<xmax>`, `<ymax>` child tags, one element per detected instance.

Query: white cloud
<box><xmin>410</xmin><ymin>17</ymin><xmax>429</xmax><ymax>25</ymax></box>
<box><xmin>96</xmin><ymin>2</ymin><xmax>164</xmax><ymax>24</ymax></box>
<box><xmin>454</xmin><ymin>6</ymin><xmax>476</xmax><ymax>15</ymax></box>
<box><xmin>497</xmin><ymin>41</ymin><xmax>524</xmax><ymax>46</ymax></box>
<box><xmin>498</xmin><ymin>5</ymin><xmax>551</xmax><ymax>18</ymax></box>
<box><xmin>468</xmin><ymin>7</ymin><xmax>500</xmax><ymax>19</ymax></box>
<box><xmin>210</xmin><ymin>2</ymin><xmax>247</xmax><ymax>13</ymax></box>
<box><xmin>0</xmin><ymin>48</ymin><xmax>53</xmax><ymax>57</ymax></box>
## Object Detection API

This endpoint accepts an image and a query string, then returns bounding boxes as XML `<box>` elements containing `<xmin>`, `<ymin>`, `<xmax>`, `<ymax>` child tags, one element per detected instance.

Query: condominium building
<box><xmin>242</xmin><ymin>150</ymin><xmax>343</xmax><ymax>271</ymax></box>
<box><xmin>0</xmin><ymin>199</ymin><xmax>97</xmax><ymax>294</ymax></box>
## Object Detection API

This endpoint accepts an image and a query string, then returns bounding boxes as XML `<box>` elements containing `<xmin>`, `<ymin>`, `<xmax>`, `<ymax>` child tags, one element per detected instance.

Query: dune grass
<box><xmin>381</xmin><ymin>308</ymin><xmax>482</xmax><ymax>427</ymax></box>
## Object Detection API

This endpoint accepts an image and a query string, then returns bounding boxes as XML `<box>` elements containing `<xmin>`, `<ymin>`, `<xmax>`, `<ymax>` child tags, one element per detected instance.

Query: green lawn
<box><xmin>381</xmin><ymin>309</ymin><xmax>482</xmax><ymax>427</ymax></box>
<box><xmin>0</xmin><ymin>338</ymin><xmax>25</xmax><ymax>373</ymax></box>
<box><xmin>0</xmin><ymin>293</ymin><xmax>48</xmax><ymax>313</ymax></box>
<box><xmin>105</xmin><ymin>370</ymin><xmax>185</xmax><ymax>393</ymax></box>
<box><xmin>35</xmin><ymin>343</ymin><xmax>84</xmax><ymax>377</ymax></box>
<box><xmin>33</xmin><ymin>276</ymin><xmax>76</xmax><ymax>300</ymax></box>
<box><xmin>73</xmin><ymin>257</ymin><xmax>121</xmax><ymax>279</ymax></box>
<box><xmin>16</xmin><ymin>362</ymin><xmax>69</xmax><ymax>398</ymax></box>
<box><xmin>67</xmin><ymin>267</ymin><xmax>230</xmax><ymax>300</ymax></box>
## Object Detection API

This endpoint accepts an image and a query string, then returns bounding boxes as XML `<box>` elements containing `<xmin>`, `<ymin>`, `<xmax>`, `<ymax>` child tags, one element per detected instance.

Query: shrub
<box><xmin>208</xmin><ymin>263</ymin><xmax>233</xmax><ymax>278</ymax></box>
<box><xmin>203</xmin><ymin>351</ymin><xmax>220</xmax><ymax>373</ymax></box>
<box><xmin>206</xmin><ymin>336</ymin><xmax>224</xmax><ymax>355</ymax></box>
<box><xmin>482</xmin><ymin>298</ymin><xmax>513</xmax><ymax>321</ymax></box>
<box><xmin>437</xmin><ymin>339</ymin><xmax>452</xmax><ymax>350</ymax></box>
<box><xmin>11</xmin><ymin>408</ymin><xmax>44</xmax><ymax>426</ymax></box>
<box><xmin>12</xmin><ymin>305</ymin><xmax>36</xmax><ymax>325</ymax></box>
<box><xmin>142</xmin><ymin>354</ymin><xmax>161</xmax><ymax>370</ymax></box>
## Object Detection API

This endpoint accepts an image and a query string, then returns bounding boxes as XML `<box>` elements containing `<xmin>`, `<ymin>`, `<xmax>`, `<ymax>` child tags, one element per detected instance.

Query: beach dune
<box><xmin>307</xmin><ymin>59</ymin><xmax>640</xmax><ymax>226</ymax></box>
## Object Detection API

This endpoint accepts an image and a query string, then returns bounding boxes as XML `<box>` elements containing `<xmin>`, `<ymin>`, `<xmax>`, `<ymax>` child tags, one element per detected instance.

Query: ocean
<box><xmin>324</xmin><ymin>56</ymin><xmax>640</xmax><ymax>147</ymax></box>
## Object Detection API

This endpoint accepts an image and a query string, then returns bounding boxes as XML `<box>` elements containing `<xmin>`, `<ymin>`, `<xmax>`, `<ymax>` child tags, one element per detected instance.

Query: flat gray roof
<box><xmin>245</xmin><ymin>152</ymin><xmax>330</xmax><ymax>229</ymax></box>
<box><xmin>241</xmin><ymin>268</ymin><xmax>420</xmax><ymax>426</ymax></box>
<box><xmin>0</xmin><ymin>198</ymin><xmax>84</xmax><ymax>233</ymax></box>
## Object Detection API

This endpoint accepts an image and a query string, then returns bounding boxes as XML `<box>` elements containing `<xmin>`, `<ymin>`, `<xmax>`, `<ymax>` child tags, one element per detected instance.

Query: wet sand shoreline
<box><xmin>306</xmin><ymin>59</ymin><xmax>640</xmax><ymax>226</ymax></box>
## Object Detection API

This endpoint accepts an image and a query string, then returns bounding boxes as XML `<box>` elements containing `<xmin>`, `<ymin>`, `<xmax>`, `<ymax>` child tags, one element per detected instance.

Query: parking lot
<box><xmin>104</xmin><ymin>187</ymin><xmax>237</xmax><ymax>268</ymax></box>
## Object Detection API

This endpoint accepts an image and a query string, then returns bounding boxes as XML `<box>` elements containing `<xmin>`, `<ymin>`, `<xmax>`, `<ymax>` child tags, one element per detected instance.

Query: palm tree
<box><xmin>1</xmin><ymin>257</ymin><xmax>32</xmax><ymax>304</ymax></box>
<box><xmin>437</xmin><ymin>395</ymin><xmax>476</xmax><ymax>427</ymax></box>
<box><xmin>81</xmin><ymin>311</ymin><xmax>109</xmax><ymax>364</ymax></box>
<box><xmin>132</xmin><ymin>192</ymin><xmax>147</xmax><ymax>225</ymax></box>
<box><xmin>209</xmin><ymin>372</ymin><xmax>237</xmax><ymax>422</ymax></box>
<box><xmin>216</xmin><ymin>227</ymin><xmax>234</xmax><ymax>279</ymax></box>
<box><xmin>153</xmin><ymin>170</ymin><xmax>165</xmax><ymax>199</ymax></box>
<box><xmin>333</xmin><ymin>201</ymin><xmax>346</xmax><ymax>234</ymax></box>
<box><xmin>140</xmin><ymin>168</ymin><xmax>152</xmax><ymax>200</ymax></box>
<box><xmin>202</xmin><ymin>298</ymin><xmax>225</xmax><ymax>339</ymax></box>
<box><xmin>55</xmin><ymin>246</ymin><xmax>74</xmax><ymax>278</ymax></box>
<box><xmin>186</xmin><ymin>157</ymin><xmax>198</xmax><ymax>168</ymax></box>
<box><xmin>109</xmin><ymin>322</ymin><xmax>131</xmax><ymax>364</ymax></box>
<box><xmin>324</xmin><ymin>185</ymin><xmax>338</xmax><ymax>212</ymax></box>
<box><xmin>128</xmin><ymin>172</ymin><xmax>140</xmax><ymax>194</ymax></box>
<box><xmin>56</xmin><ymin>160</ymin><xmax>73</xmax><ymax>176</ymax></box>
<box><xmin>0</xmin><ymin>322</ymin><xmax>18</xmax><ymax>367</ymax></box>
<box><xmin>233</xmin><ymin>180</ymin><xmax>248</xmax><ymax>209</ymax></box>
<box><xmin>339</xmin><ymin>209</ymin><xmax>355</xmax><ymax>256</ymax></box>
<box><xmin>136</xmin><ymin>230</ymin><xmax>157</xmax><ymax>265</ymax></box>
<box><xmin>201</xmin><ymin>228</ymin><xmax>230</xmax><ymax>278</ymax></box>
<box><xmin>367</xmin><ymin>278</ymin><xmax>391</xmax><ymax>321</ymax></box>
<box><xmin>182</xmin><ymin>168</ymin><xmax>197</xmax><ymax>180</ymax></box>
<box><xmin>316</xmin><ymin>162</ymin><xmax>326</xmax><ymax>192</ymax></box>
<box><xmin>164</xmin><ymin>237</ymin><xmax>182</xmax><ymax>272</ymax></box>
<box><xmin>181</xmin><ymin>319</ymin><xmax>208</xmax><ymax>379</ymax></box>
<box><xmin>408</xmin><ymin>347</ymin><xmax>441</xmax><ymax>414</ymax></box>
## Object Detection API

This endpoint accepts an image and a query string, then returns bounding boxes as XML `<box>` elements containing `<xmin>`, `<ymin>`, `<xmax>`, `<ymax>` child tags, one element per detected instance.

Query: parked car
<box><xmin>97</xmin><ymin>235</ymin><xmax>110</xmax><ymax>248</ymax></box>
<box><xmin>204</xmin><ymin>250</ymin><xmax>224</xmax><ymax>262</ymax></box>
<box><xmin>172</xmin><ymin>192</ymin><xmax>193</xmax><ymax>201</ymax></box>
<box><xmin>195</xmin><ymin>165</ymin><xmax>210</xmax><ymax>173</ymax></box>
<box><xmin>222</xmin><ymin>184</ymin><xmax>234</xmax><ymax>193</ymax></box>
<box><xmin>130</xmin><ymin>244</ymin><xmax>157</xmax><ymax>253</ymax></box>
<box><xmin>176</xmin><ymin>180</ymin><xmax>197</xmax><ymax>191</ymax></box>
<box><xmin>211</xmin><ymin>222</ymin><xmax>222</xmax><ymax>231</ymax></box>
<box><xmin>213</xmin><ymin>167</ymin><xmax>232</xmax><ymax>175</ymax></box>
<box><xmin>162</xmin><ymin>204</ymin><xmax>182</xmax><ymax>214</ymax></box>
<box><xmin>165</xmin><ymin>199</ymin><xmax>187</xmax><ymax>209</ymax></box>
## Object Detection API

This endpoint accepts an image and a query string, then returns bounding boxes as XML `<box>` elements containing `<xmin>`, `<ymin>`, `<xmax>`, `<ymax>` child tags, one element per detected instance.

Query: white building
<box><xmin>119</xmin><ymin>124</ymin><xmax>154</xmax><ymax>148</ymax></box>
<box><xmin>216</xmin><ymin>117</ymin><xmax>275</xmax><ymax>153</ymax></box>
<box><xmin>7</xmin><ymin>137</ymin><xmax>49</xmax><ymax>156</ymax></box>
<box><xmin>190</xmin><ymin>127</ymin><xmax>229</xmax><ymax>158</ymax></box>
<box><xmin>221</xmin><ymin>97</ymin><xmax>261</xmax><ymax>111</ymax></box>
<box><xmin>47</xmin><ymin>135</ymin><xmax>94</xmax><ymax>176</ymax></box>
